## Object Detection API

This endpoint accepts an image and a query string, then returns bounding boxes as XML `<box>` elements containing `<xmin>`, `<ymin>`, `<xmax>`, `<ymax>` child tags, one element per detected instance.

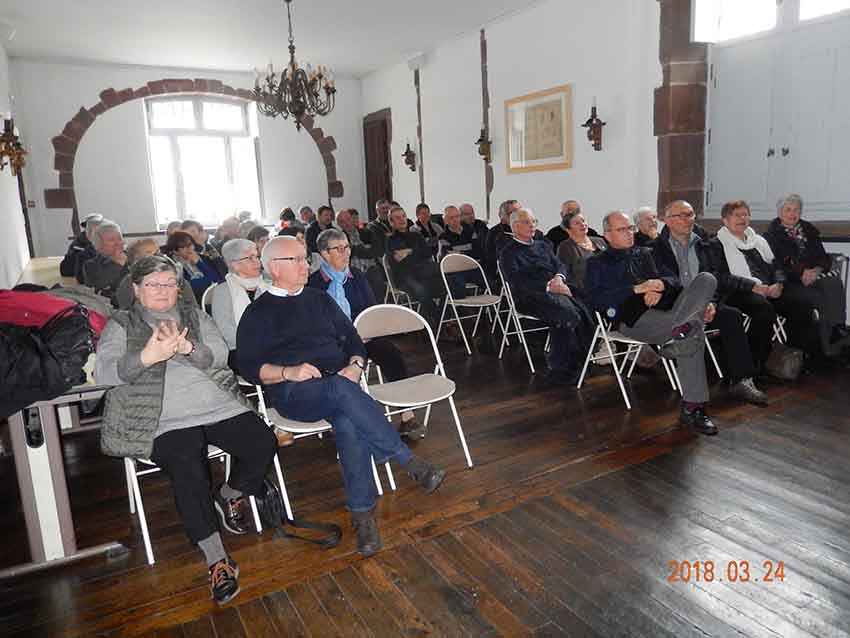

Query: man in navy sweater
<box><xmin>237</xmin><ymin>237</ymin><xmax>445</xmax><ymax>556</ymax></box>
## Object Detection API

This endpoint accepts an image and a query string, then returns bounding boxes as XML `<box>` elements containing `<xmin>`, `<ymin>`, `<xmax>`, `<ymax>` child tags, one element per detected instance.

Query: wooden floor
<box><xmin>2</xmin><ymin>332</ymin><xmax>850</xmax><ymax>637</ymax></box>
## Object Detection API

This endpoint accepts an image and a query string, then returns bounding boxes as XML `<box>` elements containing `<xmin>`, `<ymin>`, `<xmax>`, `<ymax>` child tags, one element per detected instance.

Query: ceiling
<box><xmin>1</xmin><ymin>0</ymin><xmax>542</xmax><ymax>78</ymax></box>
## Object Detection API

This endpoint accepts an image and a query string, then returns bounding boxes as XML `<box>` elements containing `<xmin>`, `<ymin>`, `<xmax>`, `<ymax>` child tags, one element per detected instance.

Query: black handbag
<box><xmin>253</xmin><ymin>478</ymin><xmax>342</xmax><ymax>549</ymax></box>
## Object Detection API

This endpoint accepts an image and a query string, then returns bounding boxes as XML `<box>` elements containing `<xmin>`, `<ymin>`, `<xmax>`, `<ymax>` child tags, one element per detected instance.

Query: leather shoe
<box><xmin>679</xmin><ymin>405</ymin><xmax>718</xmax><ymax>435</ymax></box>
<box><xmin>351</xmin><ymin>513</ymin><xmax>382</xmax><ymax>557</ymax></box>
<box><xmin>398</xmin><ymin>417</ymin><xmax>427</xmax><ymax>439</ymax></box>
<box><xmin>405</xmin><ymin>457</ymin><xmax>446</xmax><ymax>493</ymax></box>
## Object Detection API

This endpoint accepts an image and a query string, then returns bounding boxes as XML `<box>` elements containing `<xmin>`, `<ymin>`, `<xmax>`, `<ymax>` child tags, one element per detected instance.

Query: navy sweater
<box><xmin>236</xmin><ymin>288</ymin><xmax>368</xmax><ymax>389</ymax></box>
<box><xmin>308</xmin><ymin>267</ymin><xmax>377</xmax><ymax>321</ymax></box>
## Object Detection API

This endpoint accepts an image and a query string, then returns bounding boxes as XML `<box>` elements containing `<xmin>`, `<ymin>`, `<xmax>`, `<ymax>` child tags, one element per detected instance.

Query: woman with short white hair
<box><xmin>82</xmin><ymin>219</ymin><xmax>129</xmax><ymax>304</ymax></box>
<box><xmin>211</xmin><ymin>239</ymin><xmax>267</xmax><ymax>355</ymax></box>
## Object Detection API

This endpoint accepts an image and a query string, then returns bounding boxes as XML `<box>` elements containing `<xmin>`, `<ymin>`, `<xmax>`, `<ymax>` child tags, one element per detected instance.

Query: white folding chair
<box><xmin>743</xmin><ymin>313</ymin><xmax>789</xmax><ymax>344</ymax></box>
<box><xmin>381</xmin><ymin>255</ymin><xmax>420</xmax><ymax>311</ymax></box>
<box><xmin>253</xmin><ymin>385</ymin><xmax>395</xmax><ymax>520</ymax></box>
<box><xmin>436</xmin><ymin>253</ymin><xmax>505</xmax><ymax>355</ymax></box>
<box><xmin>355</xmin><ymin>304</ymin><xmax>474</xmax><ymax>468</ymax></box>
<box><xmin>124</xmin><ymin>445</ymin><xmax>263</xmax><ymax>566</ymax></box>
<box><xmin>495</xmin><ymin>262</ymin><xmax>550</xmax><ymax>373</ymax></box>
<box><xmin>577</xmin><ymin>311</ymin><xmax>681</xmax><ymax>410</ymax></box>
<box><xmin>200</xmin><ymin>281</ymin><xmax>219</xmax><ymax>312</ymax></box>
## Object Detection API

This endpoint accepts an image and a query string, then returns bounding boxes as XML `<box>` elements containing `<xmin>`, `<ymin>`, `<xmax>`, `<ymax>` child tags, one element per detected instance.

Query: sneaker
<box><xmin>213</xmin><ymin>487</ymin><xmax>251</xmax><ymax>535</ymax></box>
<box><xmin>398</xmin><ymin>417</ymin><xmax>427</xmax><ymax>439</ymax></box>
<box><xmin>729</xmin><ymin>378</ymin><xmax>768</xmax><ymax>406</ymax></box>
<box><xmin>351</xmin><ymin>514</ymin><xmax>382</xmax><ymax>557</ymax></box>
<box><xmin>209</xmin><ymin>556</ymin><xmax>240</xmax><ymax>605</ymax></box>
<box><xmin>405</xmin><ymin>457</ymin><xmax>446</xmax><ymax>493</ymax></box>
<box><xmin>679</xmin><ymin>405</ymin><xmax>718</xmax><ymax>435</ymax></box>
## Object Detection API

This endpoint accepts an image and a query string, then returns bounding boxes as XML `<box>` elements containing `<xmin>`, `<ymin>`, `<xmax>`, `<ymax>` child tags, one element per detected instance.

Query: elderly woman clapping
<box><xmin>94</xmin><ymin>255</ymin><xmax>277</xmax><ymax>605</ymax></box>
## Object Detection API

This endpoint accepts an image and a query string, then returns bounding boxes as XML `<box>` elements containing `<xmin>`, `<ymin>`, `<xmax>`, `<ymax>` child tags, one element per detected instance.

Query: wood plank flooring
<box><xmin>2</xmin><ymin>332</ymin><xmax>850</xmax><ymax>636</ymax></box>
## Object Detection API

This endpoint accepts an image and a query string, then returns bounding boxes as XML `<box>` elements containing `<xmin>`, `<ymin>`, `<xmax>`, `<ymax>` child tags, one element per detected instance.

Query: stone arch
<box><xmin>44</xmin><ymin>77</ymin><xmax>343</xmax><ymax>230</ymax></box>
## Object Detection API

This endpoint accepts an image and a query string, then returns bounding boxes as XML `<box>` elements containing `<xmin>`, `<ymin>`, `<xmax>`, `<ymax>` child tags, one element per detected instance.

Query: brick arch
<box><xmin>44</xmin><ymin>77</ymin><xmax>344</xmax><ymax>230</ymax></box>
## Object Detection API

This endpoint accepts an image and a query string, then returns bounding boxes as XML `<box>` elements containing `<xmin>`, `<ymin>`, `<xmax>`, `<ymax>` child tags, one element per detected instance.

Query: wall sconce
<box><xmin>0</xmin><ymin>117</ymin><xmax>27</xmax><ymax>176</ymax></box>
<box><xmin>402</xmin><ymin>142</ymin><xmax>417</xmax><ymax>172</ymax></box>
<box><xmin>581</xmin><ymin>102</ymin><xmax>606</xmax><ymax>151</ymax></box>
<box><xmin>474</xmin><ymin>128</ymin><xmax>492</xmax><ymax>163</ymax></box>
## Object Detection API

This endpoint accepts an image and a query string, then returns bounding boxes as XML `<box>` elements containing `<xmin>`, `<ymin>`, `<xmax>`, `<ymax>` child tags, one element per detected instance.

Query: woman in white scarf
<box><xmin>210</xmin><ymin>239</ymin><xmax>268</xmax><ymax>352</ymax></box>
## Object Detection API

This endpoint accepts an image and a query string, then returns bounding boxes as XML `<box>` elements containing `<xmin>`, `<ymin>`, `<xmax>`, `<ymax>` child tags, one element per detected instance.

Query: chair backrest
<box><xmin>496</xmin><ymin>261</ymin><xmax>519</xmax><ymax>310</ymax></box>
<box><xmin>440</xmin><ymin>253</ymin><xmax>479</xmax><ymax>274</ymax></box>
<box><xmin>200</xmin><ymin>282</ymin><xmax>219</xmax><ymax>315</ymax></box>
<box><xmin>829</xmin><ymin>252</ymin><xmax>850</xmax><ymax>291</ymax></box>
<box><xmin>381</xmin><ymin>255</ymin><xmax>401</xmax><ymax>302</ymax></box>
<box><xmin>355</xmin><ymin>304</ymin><xmax>448</xmax><ymax>376</ymax></box>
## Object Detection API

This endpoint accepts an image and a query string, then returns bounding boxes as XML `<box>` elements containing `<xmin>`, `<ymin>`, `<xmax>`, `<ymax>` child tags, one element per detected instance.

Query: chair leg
<box><xmin>471</xmin><ymin>307</ymin><xmax>484</xmax><ymax>338</ymax></box>
<box><xmin>668</xmin><ymin>360</ymin><xmax>683</xmax><ymax>395</ymax></box>
<box><xmin>705</xmin><ymin>337</ymin><xmax>723</xmax><ymax>379</ymax></box>
<box><xmin>577</xmin><ymin>325</ymin><xmax>602</xmax><ymax>388</ymax></box>
<box><xmin>515</xmin><ymin>317</ymin><xmax>537</xmax><ymax>374</ymax></box>
<box><xmin>126</xmin><ymin>458</ymin><xmax>155</xmax><ymax>566</ymax></box>
<box><xmin>435</xmin><ymin>297</ymin><xmax>449</xmax><ymax>341</ymax></box>
<box><xmin>248</xmin><ymin>495</ymin><xmax>263</xmax><ymax>533</ymax></box>
<box><xmin>451</xmin><ymin>304</ymin><xmax>472</xmax><ymax>355</ymax></box>
<box><xmin>224</xmin><ymin>454</ymin><xmax>231</xmax><ymax>482</ymax></box>
<box><xmin>604</xmin><ymin>337</ymin><xmax>631</xmax><ymax>410</ymax></box>
<box><xmin>626</xmin><ymin>345</ymin><xmax>642</xmax><ymax>377</ymax></box>
<box><xmin>660</xmin><ymin>357</ymin><xmax>678</xmax><ymax>390</ymax></box>
<box><xmin>423</xmin><ymin>403</ymin><xmax>433</xmax><ymax>428</ymax></box>
<box><xmin>272</xmin><ymin>454</ymin><xmax>294</xmax><ymax>520</ymax></box>
<box><xmin>371</xmin><ymin>456</ymin><xmax>384</xmax><ymax>496</ymax></box>
<box><xmin>126</xmin><ymin>458</ymin><xmax>136</xmax><ymax>514</ymax></box>
<box><xmin>447</xmin><ymin>396</ymin><xmax>474</xmax><ymax>468</ymax></box>
<box><xmin>384</xmin><ymin>461</ymin><xmax>397</xmax><ymax>491</ymax></box>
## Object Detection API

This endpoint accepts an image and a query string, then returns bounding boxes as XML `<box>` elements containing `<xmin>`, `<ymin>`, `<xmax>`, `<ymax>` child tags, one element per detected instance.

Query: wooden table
<box><xmin>15</xmin><ymin>256</ymin><xmax>78</xmax><ymax>288</ymax></box>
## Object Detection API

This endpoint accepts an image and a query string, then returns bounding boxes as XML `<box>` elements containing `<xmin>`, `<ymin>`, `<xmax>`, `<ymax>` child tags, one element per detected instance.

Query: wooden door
<box><xmin>363</xmin><ymin>109</ymin><xmax>392</xmax><ymax>220</ymax></box>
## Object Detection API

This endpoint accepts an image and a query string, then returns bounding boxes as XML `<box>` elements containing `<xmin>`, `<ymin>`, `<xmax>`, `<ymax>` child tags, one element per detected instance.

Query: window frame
<box><xmin>144</xmin><ymin>94</ymin><xmax>264</xmax><ymax>229</ymax></box>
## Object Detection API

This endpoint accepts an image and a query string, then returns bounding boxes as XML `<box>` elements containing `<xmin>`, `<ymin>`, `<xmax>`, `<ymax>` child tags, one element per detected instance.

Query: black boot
<box><xmin>351</xmin><ymin>509</ymin><xmax>382</xmax><ymax>557</ymax></box>
<box><xmin>405</xmin><ymin>457</ymin><xmax>446</xmax><ymax>493</ymax></box>
<box><xmin>679</xmin><ymin>404</ymin><xmax>718</xmax><ymax>435</ymax></box>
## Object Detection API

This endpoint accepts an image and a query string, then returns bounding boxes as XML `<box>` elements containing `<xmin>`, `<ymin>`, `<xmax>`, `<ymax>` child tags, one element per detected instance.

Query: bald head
<box><xmin>262</xmin><ymin>236</ymin><xmax>308</xmax><ymax>289</ymax></box>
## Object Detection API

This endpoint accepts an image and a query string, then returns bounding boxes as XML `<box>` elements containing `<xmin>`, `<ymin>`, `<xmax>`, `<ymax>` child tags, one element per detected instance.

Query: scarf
<box><xmin>319</xmin><ymin>258</ymin><xmax>352</xmax><ymax>319</ymax></box>
<box><xmin>225</xmin><ymin>272</ymin><xmax>266</xmax><ymax>325</ymax></box>
<box><xmin>716</xmin><ymin>226</ymin><xmax>775</xmax><ymax>284</ymax></box>
<box><xmin>783</xmin><ymin>222</ymin><xmax>807</xmax><ymax>254</ymax></box>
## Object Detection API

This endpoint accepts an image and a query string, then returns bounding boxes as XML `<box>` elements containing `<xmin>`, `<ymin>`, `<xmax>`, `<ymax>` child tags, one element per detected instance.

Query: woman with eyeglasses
<box><xmin>95</xmin><ymin>255</ymin><xmax>277</xmax><ymax>605</ymax></box>
<box><xmin>308</xmin><ymin>228</ymin><xmax>426</xmax><ymax>438</ymax></box>
<box><xmin>164</xmin><ymin>231</ymin><xmax>224</xmax><ymax>304</ymax></box>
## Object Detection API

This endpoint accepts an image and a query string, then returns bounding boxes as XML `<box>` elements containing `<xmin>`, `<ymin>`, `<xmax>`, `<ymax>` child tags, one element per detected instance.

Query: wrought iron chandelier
<box><xmin>0</xmin><ymin>118</ymin><xmax>27</xmax><ymax>176</ymax></box>
<box><xmin>253</xmin><ymin>0</ymin><xmax>336</xmax><ymax>130</ymax></box>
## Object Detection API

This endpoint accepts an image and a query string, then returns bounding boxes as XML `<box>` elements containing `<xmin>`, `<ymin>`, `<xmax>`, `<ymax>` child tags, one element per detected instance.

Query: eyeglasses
<box><xmin>610</xmin><ymin>225</ymin><xmax>636</xmax><ymax>234</ymax></box>
<box><xmin>666</xmin><ymin>212</ymin><xmax>695</xmax><ymax>220</ymax></box>
<box><xmin>271</xmin><ymin>256</ymin><xmax>310</xmax><ymax>265</ymax></box>
<box><xmin>326</xmin><ymin>244</ymin><xmax>351</xmax><ymax>253</ymax></box>
<box><xmin>143</xmin><ymin>282</ymin><xmax>179</xmax><ymax>290</ymax></box>
<box><xmin>233</xmin><ymin>255</ymin><xmax>261</xmax><ymax>263</ymax></box>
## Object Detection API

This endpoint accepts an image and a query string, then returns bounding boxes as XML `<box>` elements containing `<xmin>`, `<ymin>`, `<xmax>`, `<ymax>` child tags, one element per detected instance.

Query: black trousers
<box><xmin>149</xmin><ymin>411</ymin><xmax>277</xmax><ymax>544</ymax></box>
<box><xmin>708</xmin><ymin>303</ymin><xmax>756</xmax><ymax>381</ymax></box>
<box><xmin>365</xmin><ymin>337</ymin><xmax>408</xmax><ymax>382</ymax></box>
<box><xmin>723</xmin><ymin>291</ymin><xmax>777</xmax><ymax>368</ymax></box>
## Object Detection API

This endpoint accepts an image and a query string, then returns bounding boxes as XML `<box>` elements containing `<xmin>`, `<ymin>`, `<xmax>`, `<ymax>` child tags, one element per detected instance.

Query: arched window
<box><xmin>145</xmin><ymin>95</ymin><xmax>263</xmax><ymax>229</ymax></box>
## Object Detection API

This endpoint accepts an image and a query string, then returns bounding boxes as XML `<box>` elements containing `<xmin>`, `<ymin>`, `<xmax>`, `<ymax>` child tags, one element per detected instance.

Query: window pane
<box><xmin>149</xmin><ymin>136</ymin><xmax>179</xmax><ymax>226</ymax></box>
<box><xmin>800</xmin><ymin>0</ymin><xmax>850</xmax><ymax>20</ymax></box>
<box><xmin>203</xmin><ymin>102</ymin><xmax>245</xmax><ymax>131</ymax></box>
<box><xmin>231</xmin><ymin>137</ymin><xmax>262</xmax><ymax>220</ymax></box>
<box><xmin>717</xmin><ymin>0</ymin><xmax>776</xmax><ymax>41</ymax></box>
<box><xmin>149</xmin><ymin>100</ymin><xmax>195</xmax><ymax>129</ymax></box>
<box><xmin>178</xmin><ymin>137</ymin><xmax>232</xmax><ymax>225</ymax></box>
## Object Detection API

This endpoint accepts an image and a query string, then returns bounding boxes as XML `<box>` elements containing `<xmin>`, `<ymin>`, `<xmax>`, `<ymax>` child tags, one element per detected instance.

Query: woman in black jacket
<box><xmin>764</xmin><ymin>194</ymin><xmax>849</xmax><ymax>355</ymax></box>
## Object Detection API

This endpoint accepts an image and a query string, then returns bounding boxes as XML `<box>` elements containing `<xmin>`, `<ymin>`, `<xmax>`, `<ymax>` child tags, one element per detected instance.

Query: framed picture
<box><xmin>504</xmin><ymin>83</ymin><xmax>573</xmax><ymax>173</ymax></box>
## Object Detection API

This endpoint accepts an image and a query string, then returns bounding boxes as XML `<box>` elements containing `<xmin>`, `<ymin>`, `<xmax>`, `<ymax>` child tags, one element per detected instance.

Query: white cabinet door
<box><xmin>706</xmin><ymin>37</ymin><xmax>777</xmax><ymax>214</ymax></box>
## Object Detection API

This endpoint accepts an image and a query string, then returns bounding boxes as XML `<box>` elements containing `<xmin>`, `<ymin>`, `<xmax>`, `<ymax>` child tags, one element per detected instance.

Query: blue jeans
<box><xmin>269</xmin><ymin>375</ymin><xmax>412</xmax><ymax>512</ymax></box>
<box><xmin>447</xmin><ymin>270</ymin><xmax>486</xmax><ymax>300</ymax></box>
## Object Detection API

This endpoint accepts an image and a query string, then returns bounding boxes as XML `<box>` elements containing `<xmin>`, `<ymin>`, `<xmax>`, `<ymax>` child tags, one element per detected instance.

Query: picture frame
<box><xmin>504</xmin><ymin>83</ymin><xmax>573</xmax><ymax>173</ymax></box>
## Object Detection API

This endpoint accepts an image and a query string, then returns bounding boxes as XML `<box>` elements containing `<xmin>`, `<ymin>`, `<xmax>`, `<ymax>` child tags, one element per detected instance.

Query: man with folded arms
<box><xmin>237</xmin><ymin>236</ymin><xmax>446</xmax><ymax>556</ymax></box>
<box><xmin>586</xmin><ymin>211</ymin><xmax>719</xmax><ymax>434</ymax></box>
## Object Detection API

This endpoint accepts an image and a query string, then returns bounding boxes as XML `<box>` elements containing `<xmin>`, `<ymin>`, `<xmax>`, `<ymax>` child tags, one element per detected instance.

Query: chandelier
<box><xmin>1</xmin><ymin>118</ymin><xmax>27</xmax><ymax>176</ymax></box>
<box><xmin>253</xmin><ymin>0</ymin><xmax>336</xmax><ymax>130</ymax></box>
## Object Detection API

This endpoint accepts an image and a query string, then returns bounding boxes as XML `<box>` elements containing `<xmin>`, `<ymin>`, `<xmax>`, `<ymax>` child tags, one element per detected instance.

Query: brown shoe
<box><xmin>274</xmin><ymin>428</ymin><xmax>295</xmax><ymax>447</ymax></box>
<box><xmin>398</xmin><ymin>417</ymin><xmax>427</xmax><ymax>439</ymax></box>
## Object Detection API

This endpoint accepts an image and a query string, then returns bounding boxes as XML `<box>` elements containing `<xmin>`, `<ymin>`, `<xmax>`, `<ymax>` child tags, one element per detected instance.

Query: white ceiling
<box><xmin>1</xmin><ymin>0</ymin><xmax>543</xmax><ymax>78</ymax></box>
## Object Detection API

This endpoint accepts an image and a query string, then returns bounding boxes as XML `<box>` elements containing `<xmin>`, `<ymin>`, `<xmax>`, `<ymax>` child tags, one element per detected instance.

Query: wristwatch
<box><xmin>351</xmin><ymin>359</ymin><xmax>366</xmax><ymax>371</ymax></box>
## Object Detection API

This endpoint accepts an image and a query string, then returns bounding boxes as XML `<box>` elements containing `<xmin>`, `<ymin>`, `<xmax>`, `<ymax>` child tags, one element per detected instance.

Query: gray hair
<box><xmin>777</xmin><ymin>193</ymin><xmax>804</xmax><ymax>215</ymax></box>
<box><xmin>602</xmin><ymin>210</ymin><xmax>629</xmax><ymax>232</ymax></box>
<box><xmin>509</xmin><ymin>207</ymin><xmax>534</xmax><ymax>226</ymax></box>
<box><xmin>316</xmin><ymin>228</ymin><xmax>347</xmax><ymax>254</ymax></box>
<box><xmin>85</xmin><ymin>217</ymin><xmax>103</xmax><ymax>241</ymax></box>
<box><xmin>130</xmin><ymin>255</ymin><xmax>178</xmax><ymax>285</ymax></box>
<box><xmin>499</xmin><ymin>199</ymin><xmax>518</xmax><ymax>217</ymax></box>
<box><xmin>92</xmin><ymin>219</ymin><xmax>122</xmax><ymax>248</ymax></box>
<box><xmin>661</xmin><ymin>200</ymin><xmax>692</xmax><ymax>218</ymax></box>
<box><xmin>633</xmin><ymin>206</ymin><xmax>656</xmax><ymax>225</ymax></box>
<box><xmin>221</xmin><ymin>238</ymin><xmax>256</xmax><ymax>266</ymax></box>
<box><xmin>261</xmin><ymin>235</ymin><xmax>299</xmax><ymax>271</ymax></box>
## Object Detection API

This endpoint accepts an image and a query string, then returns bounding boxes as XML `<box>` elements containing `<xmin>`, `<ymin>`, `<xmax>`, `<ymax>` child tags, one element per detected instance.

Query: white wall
<box><xmin>10</xmin><ymin>58</ymin><xmax>366</xmax><ymax>256</ymax></box>
<box><xmin>0</xmin><ymin>42</ymin><xmax>30</xmax><ymax>288</ymax></box>
<box><xmin>360</xmin><ymin>0</ymin><xmax>661</xmax><ymax>230</ymax></box>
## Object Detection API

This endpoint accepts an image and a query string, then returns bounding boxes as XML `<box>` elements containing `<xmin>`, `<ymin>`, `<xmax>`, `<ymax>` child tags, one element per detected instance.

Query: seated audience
<box><xmin>438</xmin><ymin>205</ymin><xmax>486</xmax><ymax>299</ymax></box>
<box><xmin>165</xmin><ymin>231</ymin><xmax>224</xmax><ymax>304</ymax></box>
<box><xmin>238</xmin><ymin>219</ymin><xmax>257</xmax><ymax>239</ymax></box>
<box><xmin>278</xmin><ymin>225</ymin><xmax>306</xmax><ymax>242</ymax></box>
<box><xmin>305</xmin><ymin>205</ymin><xmax>336</xmax><ymax>254</ymax></box>
<box><xmin>586</xmin><ymin>211</ymin><xmax>718</xmax><ymax>434</ymax></box>
<box><xmin>96</xmin><ymin>255</ymin><xmax>277</xmax><ymax>605</ymax></box>
<box><xmin>309</xmin><ymin>228</ymin><xmax>426</xmax><ymax>438</ymax></box>
<box><xmin>633</xmin><ymin>206</ymin><xmax>660</xmax><ymax>247</ymax></box>
<box><xmin>210</xmin><ymin>216</ymin><xmax>240</xmax><ymax>251</ymax></box>
<box><xmin>764</xmin><ymin>194</ymin><xmax>850</xmax><ymax>356</ymax></box>
<box><xmin>652</xmin><ymin>201</ymin><xmax>768</xmax><ymax>404</ymax></box>
<box><xmin>82</xmin><ymin>219</ymin><xmax>129</xmax><ymax>304</ymax></box>
<box><xmin>237</xmin><ymin>237</ymin><xmax>445</xmax><ymax>556</ymax></box>
<box><xmin>485</xmin><ymin>198</ymin><xmax>522</xmax><ymax>279</ymax></box>
<box><xmin>500</xmin><ymin>208</ymin><xmax>593</xmax><ymax>384</ymax></box>
<box><xmin>337</xmin><ymin>208</ymin><xmax>384</xmax><ymax>300</ymax></box>
<box><xmin>182</xmin><ymin>220</ymin><xmax>227</xmax><ymax>278</ymax></box>
<box><xmin>279</xmin><ymin>207</ymin><xmax>298</xmax><ymax>230</ymax></box>
<box><xmin>386</xmin><ymin>206</ymin><xmax>446</xmax><ymax>326</ymax></box>
<box><xmin>556</xmin><ymin>209</ymin><xmax>607</xmax><ymax>292</ymax></box>
<box><xmin>61</xmin><ymin>213</ymin><xmax>103</xmax><ymax>279</ymax></box>
<box><xmin>246</xmin><ymin>225</ymin><xmax>271</xmax><ymax>254</ymax></box>
<box><xmin>460</xmin><ymin>203</ymin><xmax>489</xmax><ymax>259</ymax></box>
<box><xmin>545</xmin><ymin>200</ymin><xmax>602</xmax><ymax>252</ymax></box>
<box><xmin>350</xmin><ymin>209</ymin><xmax>364</xmax><ymax>228</ymax></box>
<box><xmin>413</xmin><ymin>203</ymin><xmax>443</xmax><ymax>257</ymax></box>
<box><xmin>115</xmin><ymin>238</ymin><xmax>160</xmax><ymax>309</ymax></box>
<box><xmin>366</xmin><ymin>198</ymin><xmax>394</xmax><ymax>263</ymax></box>
<box><xmin>299</xmin><ymin>205</ymin><xmax>316</xmax><ymax>226</ymax></box>
<box><xmin>715</xmin><ymin>200</ymin><xmax>820</xmax><ymax>358</ymax></box>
